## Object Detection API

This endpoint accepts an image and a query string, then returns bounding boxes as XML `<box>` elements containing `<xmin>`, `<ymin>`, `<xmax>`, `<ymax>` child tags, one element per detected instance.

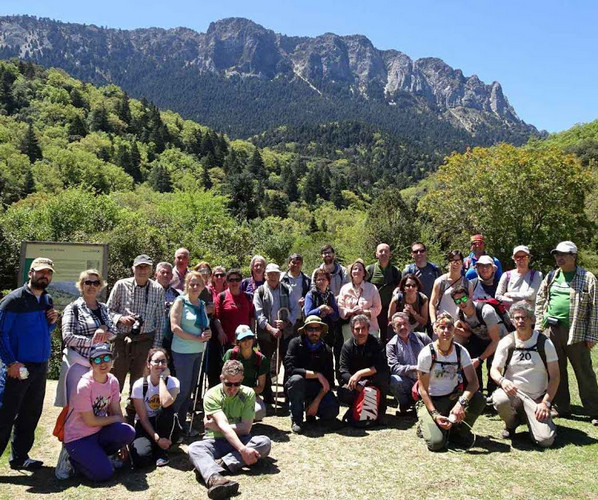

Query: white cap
<box><xmin>551</xmin><ymin>241</ymin><xmax>578</xmax><ymax>255</ymax></box>
<box><xmin>265</xmin><ymin>263</ymin><xmax>281</xmax><ymax>274</ymax></box>
<box><xmin>512</xmin><ymin>245</ymin><xmax>531</xmax><ymax>257</ymax></box>
<box><xmin>475</xmin><ymin>255</ymin><xmax>496</xmax><ymax>267</ymax></box>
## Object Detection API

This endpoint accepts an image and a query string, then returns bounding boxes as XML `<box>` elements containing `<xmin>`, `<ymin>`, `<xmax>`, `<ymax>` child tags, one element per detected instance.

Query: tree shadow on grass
<box><xmin>0</xmin><ymin>464</ymin><xmax>150</xmax><ymax>493</ymax></box>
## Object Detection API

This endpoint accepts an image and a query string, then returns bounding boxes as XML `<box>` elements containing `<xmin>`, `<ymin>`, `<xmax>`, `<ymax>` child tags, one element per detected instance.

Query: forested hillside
<box><xmin>0</xmin><ymin>60</ymin><xmax>596</xmax><ymax>294</ymax></box>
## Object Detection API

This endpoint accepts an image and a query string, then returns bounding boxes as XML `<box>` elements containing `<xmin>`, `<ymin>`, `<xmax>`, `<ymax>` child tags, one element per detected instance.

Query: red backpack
<box><xmin>344</xmin><ymin>385</ymin><xmax>381</xmax><ymax>428</ymax></box>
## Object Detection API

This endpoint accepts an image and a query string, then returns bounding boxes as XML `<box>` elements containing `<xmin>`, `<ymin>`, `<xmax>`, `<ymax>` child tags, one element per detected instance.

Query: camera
<box><xmin>131</xmin><ymin>314</ymin><xmax>144</xmax><ymax>335</ymax></box>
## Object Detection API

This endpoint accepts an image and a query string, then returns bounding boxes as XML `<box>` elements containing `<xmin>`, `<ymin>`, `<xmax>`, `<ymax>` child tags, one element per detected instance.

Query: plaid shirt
<box><xmin>107</xmin><ymin>277</ymin><xmax>165</xmax><ymax>347</ymax></box>
<box><xmin>535</xmin><ymin>267</ymin><xmax>598</xmax><ymax>344</ymax></box>
<box><xmin>62</xmin><ymin>297</ymin><xmax>117</xmax><ymax>359</ymax></box>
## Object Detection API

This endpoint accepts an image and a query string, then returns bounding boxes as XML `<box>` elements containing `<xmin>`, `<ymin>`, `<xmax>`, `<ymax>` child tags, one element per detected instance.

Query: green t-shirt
<box><xmin>546</xmin><ymin>271</ymin><xmax>575</xmax><ymax>329</ymax></box>
<box><xmin>367</xmin><ymin>263</ymin><xmax>400</xmax><ymax>308</ymax></box>
<box><xmin>222</xmin><ymin>348</ymin><xmax>270</xmax><ymax>388</ymax></box>
<box><xmin>203</xmin><ymin>384</ymin><xmax>256</xmax><ymax>439</ymax></box>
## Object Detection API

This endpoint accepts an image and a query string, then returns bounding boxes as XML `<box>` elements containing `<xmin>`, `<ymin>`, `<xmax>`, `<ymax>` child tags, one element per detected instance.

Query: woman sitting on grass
<box><xmin>60</xmin><ymin>343</ymin><xmax>135</xmax><ymax>481</ymax></box>
<box><xmin>131</xmin><ymin>348</ymin><xmax>181</xmax><ymax>467</ymax></box>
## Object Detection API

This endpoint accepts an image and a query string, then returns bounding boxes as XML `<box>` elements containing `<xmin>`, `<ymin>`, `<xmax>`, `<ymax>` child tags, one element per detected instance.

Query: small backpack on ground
<box><xmin>343</xmin><ymin>385</ymin><xmax>381</xmax><ymax>428</ymax></box>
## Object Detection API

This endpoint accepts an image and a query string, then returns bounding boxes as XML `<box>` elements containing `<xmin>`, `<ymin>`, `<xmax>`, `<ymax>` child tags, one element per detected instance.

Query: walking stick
<box><xmin>275</xmin><ymin>307</ymin><xmax>290</xmax><ymax>415</ymax></box>
<box><xmin>190</xmin><ymin>333</ymin><xmax>210</xmax><ymax>430</ymax></box>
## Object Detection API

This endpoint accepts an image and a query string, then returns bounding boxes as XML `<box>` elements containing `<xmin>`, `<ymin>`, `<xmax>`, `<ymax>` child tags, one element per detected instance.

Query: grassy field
<box><xmin>1</xmin><ymin>356</ymin><xmax>598</xmax><ymax>500</ymax></box>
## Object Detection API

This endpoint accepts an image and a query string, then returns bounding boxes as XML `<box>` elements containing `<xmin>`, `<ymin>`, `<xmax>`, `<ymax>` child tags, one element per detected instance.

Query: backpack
<box><xmin>412</xmin><ymin>343</ymin><xmax>464</xmax><ymax>401</ymax></box>
<box><xmin>503</xmin><ymin>332</ymin><xmax>548</xmax><ymax>372</ymax></box>
<box><xmin>406</xmin><ymin>262</ymin><xmax>441</xmax><ymax>279</ymax></box>
<box><xmin>343</xmin><ymin>385</ymin><xmax>381</xmax><ymax>428</ymax></box>
<box><xmin>229</xmin><ymin>346</ymin><xmax>265</xmax><ymax>369</ymax></box>
<box><xmin>460</xmin><ymin>300</ymin><xmax>515</xmax><ymax>333</ymax></box>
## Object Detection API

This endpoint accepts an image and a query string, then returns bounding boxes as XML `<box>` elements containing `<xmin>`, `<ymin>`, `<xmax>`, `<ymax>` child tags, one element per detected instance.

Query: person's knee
<box><xmin>286</xmin><ymin>374</ymin><xmax>305</xmax><ymax>393</ymax></box>
<box><xmin>251</xmin><ymin>435</ymin><xmax>271</xmax><ymax>458</ymax></box>
<box><xmin>426</xmin><ymin>436</ymin><xmax>446</xmax><ymax>452</ymax></box>
<box><xmin>536</xmin><ymin>434</ymin><xmax>555</xmax><ymax>448</ymax></box>
<box><xmin>188</xmin><ymin>441</ymin><xmax>212</xmax><ymax>462</ymax></box>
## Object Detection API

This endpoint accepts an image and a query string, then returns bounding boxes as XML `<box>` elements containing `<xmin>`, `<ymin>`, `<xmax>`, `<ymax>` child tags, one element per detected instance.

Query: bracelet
<box><xmin>430</xmin><ymin>409</ymin><xmax>440</xmax><ymax>420</ymax></box>
<box><xmin>498</xmin><ymin>376</ymin><xmax>505</xmax><ymax>387</ymax></box>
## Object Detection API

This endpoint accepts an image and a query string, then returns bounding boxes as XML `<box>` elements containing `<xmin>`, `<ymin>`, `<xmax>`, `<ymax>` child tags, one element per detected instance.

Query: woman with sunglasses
<box><xmin>388</xmin><ymin>274</ymin><xmax>429</xmax><ymax>332</ymax></box>
<box><xmin>170</xmin><ymin>271</ymin><xmax>211</xmax><ymax>436</ymax></box>
<box><xmin>429</xmin><ymin>250</ymin><xmax>473</xmax><ymax>326</ymax></box>
<box><xmin>131</xmin><ymin>348</ymin><xmax>181</xmax><ymax>466</ymax></box>
<box><xmin>62</xmin><ymin>343</ymin><xmax>135</xmax><ymax>481</ymax></box>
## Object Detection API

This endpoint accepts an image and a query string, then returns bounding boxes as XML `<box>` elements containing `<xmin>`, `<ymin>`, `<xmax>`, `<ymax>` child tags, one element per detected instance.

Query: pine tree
<box><xmin>116</xmin><ymin>92</ymin><xmax>132</xmax><ymax>126</ymax></box>
<box><xmin>68</xmin><ymin>115</ymin><xmax>87</xmax><ymax>138</ymax></box>
<box><xmin>148</xmin><ymin>163</ymin><xmax>173</xmax><ymax>193</ymax></box>
<box><xmin>249</xmin><ymin>149</ymin><xmax>267</xmax><ymax>180</ymax></box>
<box><xmin>23</xmin><ymin>168</ymin><xmax>35</xmax><ymax>195</ymax></box>
<box><xmin>302</xmin><ymin>168</ymin><xmax>319</xmax><ymax>205</ymax></box>
<box><xmin>20</xmin><ymin>123</ymin><xmax>42</xmax><ymax>163</ymax></box>
<box><xmin>283</xmin><ymin>166</ymin><xmax>299</xmax><ymax>202</ymax></box>
<box><xmin>88</xmin><ymin>105</ymin><xmax>110</xmax><ymax>132</ymax></box>
<box><xmin>309</xmin><ymin>216</ymin><xmax>319</xmax><ymax>233</ymax></box>
<box><xmin>130</xmin><ymin>141</ymin><xmax>142</xmax><ymax>173</ymax></box>
<box><xmin>70</xmin><ymin>87</ymin><xmax>86</xmax><ymax>108</ymax></box>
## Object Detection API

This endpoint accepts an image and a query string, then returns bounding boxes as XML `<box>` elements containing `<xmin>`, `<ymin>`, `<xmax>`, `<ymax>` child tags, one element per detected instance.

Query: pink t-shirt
<box><xmin>64</xmin><ymin>371</ymin><xmax>121</xmax><ymax>443</ymax></box>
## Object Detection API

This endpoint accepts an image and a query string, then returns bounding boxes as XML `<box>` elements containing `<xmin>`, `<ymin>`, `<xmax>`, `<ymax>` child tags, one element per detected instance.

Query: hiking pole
<box><xmin>190</xmin><ymin>335</ymin><xmax>209</xmax><ymax>430</ymax></box>
<box><xmin>275</xmin><ymin>307</ymin><xmax>290</xmax><ymax>415</ymax></box>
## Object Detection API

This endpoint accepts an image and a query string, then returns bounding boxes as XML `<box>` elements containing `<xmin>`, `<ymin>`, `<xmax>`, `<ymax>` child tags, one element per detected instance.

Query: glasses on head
<box><xmin>227</xmin><ymin>277</ymin><xmax>242</xmax><ymax>283</ymax></box>
<box><xmin>92</xmin><ymin>354</ymin><xmax>112</xmax><ymax>364</ymax></box>
<box><xmin>84</xmin><ymin>280</ymin><xmax>101</xmax><ymax>287</ymax></box>
<box><xmin>412</xmin><ymin>249</ymin><xmax>426</xmax><ymax>254</ymax></box>
<box><xmin>151</xmin><ymin>359</ymin><xmax>168</xmax><ymax>365</ymax></box>
<box><xmin>453</xmin><ymin>296</ymin><xmax>469</xmax><ymax>304</ymax></box>
<box><xmin>223</xmin><ymin>381</ymin><xmax>242</xmax><ymax>387</ymax></box>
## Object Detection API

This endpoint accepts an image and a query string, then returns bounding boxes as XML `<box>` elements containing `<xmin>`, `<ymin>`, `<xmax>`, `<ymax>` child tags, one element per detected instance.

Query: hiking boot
<box><xmin>206</xmin><ymin>473</ymin><xmax>239</xmax><ymax>500</ymax></box>
<box><xmin>10</xmin><ymin>458</ymin><xmax>43</xmax><ymax>470</ymax></box>
<box><xmin>291</xmin><ymin>421</ymin><xmax>303</xmax><ymax>434</ymax></box>
<box><xmin>55</xmin><ymin>447</ymin><xmax>74</xmax><ymax>480</ymax></box>
<box><xmin>156</xmin><ymin>457</ymin><xmax>169</xmax><ymax>467</ymax></box>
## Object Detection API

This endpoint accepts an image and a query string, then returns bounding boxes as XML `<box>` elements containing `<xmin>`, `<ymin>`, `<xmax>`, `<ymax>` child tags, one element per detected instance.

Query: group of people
<box><xmin>0</xmin><ymin>235</ymin><xmax>596</xmax><ymax>499</ymax></box>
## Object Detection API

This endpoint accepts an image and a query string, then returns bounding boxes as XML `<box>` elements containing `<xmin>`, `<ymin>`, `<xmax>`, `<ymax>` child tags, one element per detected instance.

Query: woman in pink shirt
<box><xmin>337</xmin><ymin>259</ymin><xmax>382</xmax><ymax>340</ymax></box>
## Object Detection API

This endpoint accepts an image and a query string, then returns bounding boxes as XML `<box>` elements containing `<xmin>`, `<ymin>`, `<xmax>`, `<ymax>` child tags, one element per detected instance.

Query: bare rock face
<box><xmin>0</xmin><ymin>15</ymin><xmax>538</xmax><ymax>140</ymax></box>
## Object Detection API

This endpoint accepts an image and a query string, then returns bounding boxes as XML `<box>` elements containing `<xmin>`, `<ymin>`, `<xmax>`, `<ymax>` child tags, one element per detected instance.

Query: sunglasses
<box><xmin>227</xmin><ymin>277</ymin><xmax>242</xmax><ymax>282</ymax></box>
<box><xmin>151</xmin><ymin>359</ymin><xmax>167</xmax><ymax>365</ymax></box>
<box><xmin>412</xmin><ymin>249</ymin><xmax>426</xmax><ymax>254</ymax></box>
<box><xmin>84</xmin><ymin>280</ymin><xmax>101</xmax><ymax>286</ymax></box>
<box><xmin>305</xmin><ymin>326</ymin><xmax>322</xmax><ymax>332</ymax></box>
<box><xmin>404</xmin><ymin>283</ymin><xmax>417</xmax><ymax>288</ymax></box>
<box><xmin>223</xmin><ymin>381</ymin><xmax>242</xmax><ymax>387</ymax></box>
<box><xmin>214</xmin><ymin>273</ymin><xmax>226</xmax><ymax>278</ymax></box>
<box><xmin>92</xmin><ymin>354</ymin><xmax>112</xmax><ymax>364</ymax></box>
<box><xmin>453</xmin><ymin>296</ymin><xmax>469</xmax><ymax>304</ymax></box>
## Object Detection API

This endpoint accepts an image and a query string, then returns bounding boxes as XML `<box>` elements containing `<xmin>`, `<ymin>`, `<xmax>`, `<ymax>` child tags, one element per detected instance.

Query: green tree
<box><xmin>249</xmin><ymin>148</ymin><xmax>267</xmax><ymax>180</ymax></box>
<box><xmin>20</xmin><ymin>123</ymin><xmax>42</xmax><ymax>163</ymax></box>
<box><xmin>148</xmin><ymin>163</ymin><xmax>173</xmax><ymax>192</ymax></box>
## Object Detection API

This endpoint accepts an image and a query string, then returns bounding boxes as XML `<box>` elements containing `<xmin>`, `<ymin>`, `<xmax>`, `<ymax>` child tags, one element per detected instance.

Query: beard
<box><xmin>30</xmin><ymin>276</ymin><xmax>49</xmax><ymax>290</ymax></box>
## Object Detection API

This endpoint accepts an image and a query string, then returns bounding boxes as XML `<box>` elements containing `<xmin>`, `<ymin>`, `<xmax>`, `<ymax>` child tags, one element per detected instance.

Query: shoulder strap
<box><xmin>504</xmin><ymin>333</ymin><xmax>517</xmax><ymax>368</ymax></box>
<box><xmin>366</xmin><ymin>264</ymin><xmax>375</xmax><ymax>280</ymax></box>
<box><xmin>536</xmin><ymin>333</ymin><xmax>548</xmax><ymax>370</ymax></box>
<box><xmin>143</xmin><ymin>378</ymin><xmax>149</xmax><ymax>399</ymax></box>
<box><xmin>505</xmin><ymin>270</ymin><xmax>511</xmax><ymax>287</ymax></box>
<box><xmin>429</xmin><ymin>343</ymin><xmax>437</xmax><ymax>368</ymax></box>
<box><xmin>218</xmin><ymin>291</ymin><xmax>226</xmax><ymax>303</ymax></box>
<box><xmin>407</xmin><ymin>263</ymin><xmax>417</xmax><ymax>275</ymax></box>
<box><xmin>431</xmin><ymin>263</ymin><xmax>441</xmax><ymax>277</ymax></box>
<box><xmin>455</xmin><ymin>343</ymin><xmax>462</xmax><ymax>369</ymax></box>
<box><xmin>474</xmin><ymin>302</ymin><xmax>487</xmax><ymax>326</ymax></box>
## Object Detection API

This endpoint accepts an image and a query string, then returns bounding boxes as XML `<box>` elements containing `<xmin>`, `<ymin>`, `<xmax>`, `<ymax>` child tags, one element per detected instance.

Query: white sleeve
<box><xmin>458</xmin><ymin>345</ymin><xmax>473</xmax><ymax>368</ymax></box>
<box><xmin>167</xmin><ymin>376</ymin><xmax>181</xmax><ymax>391</ymax></box>
<box><xmin>543</xmin><ymin>338</ymin><xmax>559</xmax><ymax>364</ymax></box>
<box><xmin>491</xmin><ymin>337</ymin><xmax>510</xmax><ymax>371</ymax></box>
<box><xmin>417</xmin><ymin>346</ymin><xmax>432</xmax><ymax>373</ymax></box>
<box><xmin>131</xmin><ymin>378</ymin><xmax>144</xmax><ymax>399</ymax></box>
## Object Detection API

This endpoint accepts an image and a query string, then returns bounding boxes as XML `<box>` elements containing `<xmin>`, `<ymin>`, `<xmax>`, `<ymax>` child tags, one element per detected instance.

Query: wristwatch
<box><xmin>458</xmin><ymin>396</ymin><xmax>469</xmax><ymax>407</ymax></box>
<box><xmin>544</xmin><ymin>400</ymin><xmax>552</xmax><ymax>409</ymax></box>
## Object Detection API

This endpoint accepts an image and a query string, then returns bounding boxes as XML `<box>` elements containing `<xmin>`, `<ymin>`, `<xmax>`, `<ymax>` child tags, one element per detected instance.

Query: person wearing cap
<box><xmin>535</xmin><ymin>241</ymin><xmax>598</xmax><ymax>425</ymax></box>
<box><xmin>496</xmin><ymin>246</ymin><xmax>543</xmax><ymax>309</ymax></box>
<box><xmin>463</xmin><ymin>234</ymin><xmax>503</xmax><ymax>281</ymax></box>
<box><xmin>284</xmin><ymin>315</ymin><xmax>339</xmax><ymax>433</ymax></box>
<box><xmin>470</xmin><ymin>255</ymin><xmax>500</xmax><ymax>300</ymax></box>
<box><xmin>254</xmin><ymin>263</ymin><xmax>298</xmax><ymax>403</ymax></box>
<box><xmin>0</xmin><ymin>257</ymin><xmax>58</xmax><ymax>470</ymax></box>
<box><xmin>62</xmin><ymin>343</ymin><xmax>135</xmax><ymax>481</ymax></box>
<box><xmin>107</xmin><ymin>254</ymin><xmax>165</xmax><ymax>422</ymax></box>
<box><xmin>170</xmin><ymin>248</ymin><xmax>190</xmax><ymax>291</ymax></box>
<box><xmin>222</xmin><ymin>325</ymin><xmax>269</xmax><ymax>420</ymax></box>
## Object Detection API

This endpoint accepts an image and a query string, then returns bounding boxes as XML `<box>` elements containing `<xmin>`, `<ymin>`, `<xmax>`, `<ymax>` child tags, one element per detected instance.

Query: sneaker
<box><xmin>55</xmin><ymin>447</ymin><xmax>74</xmax><ymax>480</ymax></box>
<box><xmin>156</xmin><ymin>457</ymin><xmax>169</xmax><ymax>467</ymax></box>
<box><xmin>291</xmin><ymin>421</ymin><xmax>303</xmax><ymax>434</ymax></box>
<box><xmin>206</xmin><ymin>473</ymin><xmax>239</xmax><ymax>500</ymax></box>
<box><xmin>591</xmin><ymin>417</ymin><xmax>598</xmax><ymax>426</ymax></box>
<box><xmin>501</xmin><ymin>427</ymin><xmax>515</xmax><ymax>440</ymax></box>
<box><xmin>10</xmin><ymin>458</ymin><xmax>43</xmax><ymax>470</ymax></box>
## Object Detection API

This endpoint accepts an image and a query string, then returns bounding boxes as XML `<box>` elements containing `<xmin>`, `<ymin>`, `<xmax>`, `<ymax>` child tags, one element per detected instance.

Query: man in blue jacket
<box><xmin>0</xmin><ymin>257</ymin><xmax>58</xmax><ymax>470</ymax></box>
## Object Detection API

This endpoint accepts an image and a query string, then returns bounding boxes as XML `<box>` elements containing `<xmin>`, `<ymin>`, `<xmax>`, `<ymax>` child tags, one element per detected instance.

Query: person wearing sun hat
<box><xmin>496</xmin><ymin>245</ymin><xmax>543</xmax><ymax>309</ymax></box>
<box><xmin>222</xmin><ymin>325</ymin><xmax>270</xmax><ymax>420</ymax></box>
<box><xmin>535</xmin><ymin>241</ymin><xmax>598</xmax><ymax>425</ymax></box>
<box><xmin>284</xmin><ymin>315</ymin><xmax>339</xmax><ymax>433</ymax></box>
<box><xmin>0</xmin><ymin>257</ymin><xmax>58</xmax><ymax>470</ymax></box>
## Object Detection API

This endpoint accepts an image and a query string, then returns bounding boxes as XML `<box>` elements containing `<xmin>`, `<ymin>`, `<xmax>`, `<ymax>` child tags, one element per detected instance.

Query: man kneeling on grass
<box><xmin>188</xmin><ymin>360</ymin><xmax>272</xmax><ymax>500</ymax></box>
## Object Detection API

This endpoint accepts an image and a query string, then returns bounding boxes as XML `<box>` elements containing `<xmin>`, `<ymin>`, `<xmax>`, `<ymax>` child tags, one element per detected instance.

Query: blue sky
<box><xmin>2</xmin><ymin>0</ymin><xmax>597</xmax><ymax>133</ymax></box>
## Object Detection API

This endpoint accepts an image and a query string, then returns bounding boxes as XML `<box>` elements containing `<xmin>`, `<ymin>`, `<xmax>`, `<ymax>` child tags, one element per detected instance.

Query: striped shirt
<box><xmin>107</xmin><ymin>277</ymin><xmax>165</xmax><ymax>347</ymax></box>
<box><xmin>535</xmin><ymin>267</ymin><xmax>598</xmax><ymax>345</ymax></box>
<box><xmin>62</xmin><ymin>297</ymin><xmax>117</xmax><ymax>359</ymax></box>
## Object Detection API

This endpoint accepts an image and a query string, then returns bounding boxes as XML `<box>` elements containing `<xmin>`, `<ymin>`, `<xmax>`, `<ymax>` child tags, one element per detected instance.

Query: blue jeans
<box><xmin>285</xmin><ymin>374</ymin><xmax>339</xmax><ymax>424</ymax></box>
<box><xmin>389</xmin><ymin>374</ymin><xmax>416</xmax><ymax>408</ymax></box>
<box><xmin>172</xmin><ymin>350</ymin><xmax>203</xmax><ymax>429</ymax></box>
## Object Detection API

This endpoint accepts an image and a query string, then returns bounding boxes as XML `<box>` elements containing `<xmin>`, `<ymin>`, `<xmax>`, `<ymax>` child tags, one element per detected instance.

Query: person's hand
<box><xmin>7</xmin><ymin>362</ymin><xmax>24</xmax><ymax>379</ymax></box>
<box><xmin>435</xmin><ymin>414</ymin><xmax>452</xmax><ymax>430</ymax></box>
<box><xmin>500</xmin><ymin>378</ymin><xmax>518</xmax><ymax>396</ymax></box>
<box><xmin>46</xmin><ymin>308</ymin><xmax>58</xmax><ymax>324</ymax></box>
<box><xmin>91</xmin><ymin>328</ymin><xmax>111</xmax><ymax>344</ymax></box>
<box><xmin>118</xmin><ymin>315</ymin><xmax>136</xmax><ymax>327</ymax></box>
<box><xmin>535</xmin><ymin>402</ymin><xmax>551</xmax><ymax>422</ymax></box>
<box><xmin>299</xmin><ymin>297</ymin><xmax>305</xmax><ymax>309</ymax></box>
<box><xmin>240</xmin><ymin>446</ymin><xmax>260</xmax><ymax>465</ymax></box>
<box><xmin>306</xmin><ymin>400</ymin><xmax>319</xmax><ymax>417</ymax></box>
<box><xmin>403</xmin><ymin>303</ymin><xmax>413</xmax><ymax>315</ymax></box>
<box><xmin>353</xmin><ymin>306</ymin><xmax>363</xmax><ymax>315</ymax></box>
<box><xmin>274</xmin><ymin>319</ymin><xmax>286</xmax><ymax>330</ymax></box>
<box><xmin>268</xmin><ymin>324</ymin><xmax>282</xmax><ymax>339</ymax></box>
<box><xmin>161</xmin><ymin>367</ymin><xmax>171</xmax><ymax>379</ymax></box>
<box><xmin>201</xmin><ymin>329</ymin><xmax>212</xmax><ymax>342</ymax></box>
<box><xmin>348</xmin><ymin>373</ymin><xmax>361</xmax><ymax>390</ymax></box>
<box><xmin>586</xmin><ymin>340</ymin><xmax>596</xmax><ymax>350</ymax></box>
<box><xmin>157</xmin><ymin>437</ymin><xmax>171</xmax><ymax>450</ymax></box>
<box><xmin>450</xmin><ymin>402</ymin><xmax>466</xmax><ymax>423</ymax></box>
<box><xmin>317</xmin><ymin>373</ymin><xmax>330</xmax><ymax>393</ymax></box>
<box><xmin>472</xmin><ymin>357</ymin><xmax>482</xmax><ymax>369</ymax></box>
<box><xmin>204</xmin><ymin>415</ymin><xmax>219</xmax><ymax>432</ymax></box>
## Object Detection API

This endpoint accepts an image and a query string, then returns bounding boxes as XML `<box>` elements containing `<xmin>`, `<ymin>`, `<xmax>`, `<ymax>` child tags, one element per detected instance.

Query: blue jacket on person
<box><xmin>0</xmin><ymin>285</ymin><xmax>56</xmax><ymax>365</ymax></box>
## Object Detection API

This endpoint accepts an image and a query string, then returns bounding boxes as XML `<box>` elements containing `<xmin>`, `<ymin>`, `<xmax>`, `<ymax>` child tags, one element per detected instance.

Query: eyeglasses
<box><xmin>227</xmin><ymin>277</ymin><xmax>242</xmax><ymax>282</ymax></box>
<box><xmin>92</xmin><ymin>354</ymin><xmax>112</xmax><ymax>364</ymax></box>
<box><xmin>322</xmin><ymin>252</ymin><xmax>333</xmax><ymax>256</ymax></box>
<box><xmin>513</xmin><ymin>254</ymin><xmax>529</xmax><ymax>260</ymax></box>
<box><xmin>412</xmin><ymin>249</ymin><xmax>426</xmax><ymax>254</ymax></box>
<box><xmin>198</xmin><ymin>269</ymin><xmax>211</xmax><ymax>275</ymax></box>
<box><xmin>223</xmin><ymin>381</ymin><xmax>242</xmax><ymax>387</ymax></box>
<box><xmin>151</xmin><ymin>359</ymin><xmax>168</xmax><ymax>365</ymax></box>
<box><xmin>449</xmin><ymin>259</ymin><xmax>462</xmax><ymax>264</ymax></box>
<box><xmin>84</xmin><ymin>280</ymin><xmax>101</xmax><ymax>287</ymax></box>
<box><xmin>404</xmin><ymin>283</ymin><xmax>417</xmax><ymax>288</ymax></box>
<box><xmin>453</xmin><ymin>296</ymin><xmax>469</xmax><ymax>304</ymax></box>
<box><xmin>214</xmin><ymin>273</ymin><xmax>226</xmax><ymax>278</ymax></box>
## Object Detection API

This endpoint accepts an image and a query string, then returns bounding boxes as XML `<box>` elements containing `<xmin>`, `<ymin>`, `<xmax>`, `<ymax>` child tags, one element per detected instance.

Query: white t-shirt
<box><xmin>492</xmin><ymin>331</ymin><xmax>557</xmax><ymax>400</ymax></box>
<box><xmin>131</xmin><ymin>375</ymin><xmax>180</xmax><ymax>418</ymax></box>
<box><xmin>417</xmin><ymin>342</ymin><xmax>473</xmax><ymax>397</ymax></box>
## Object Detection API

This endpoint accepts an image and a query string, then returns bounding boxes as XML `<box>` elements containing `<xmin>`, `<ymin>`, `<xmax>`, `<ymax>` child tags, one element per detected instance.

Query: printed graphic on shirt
<box><xmin>92</xmin><ymin>395</ymin><xmax>110</xmax><ymax>416</ymax></box>
<box><xmin>148</xmin><ymin>394</ymin><xmax>161</xmax><ymax>411</ymax></box>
